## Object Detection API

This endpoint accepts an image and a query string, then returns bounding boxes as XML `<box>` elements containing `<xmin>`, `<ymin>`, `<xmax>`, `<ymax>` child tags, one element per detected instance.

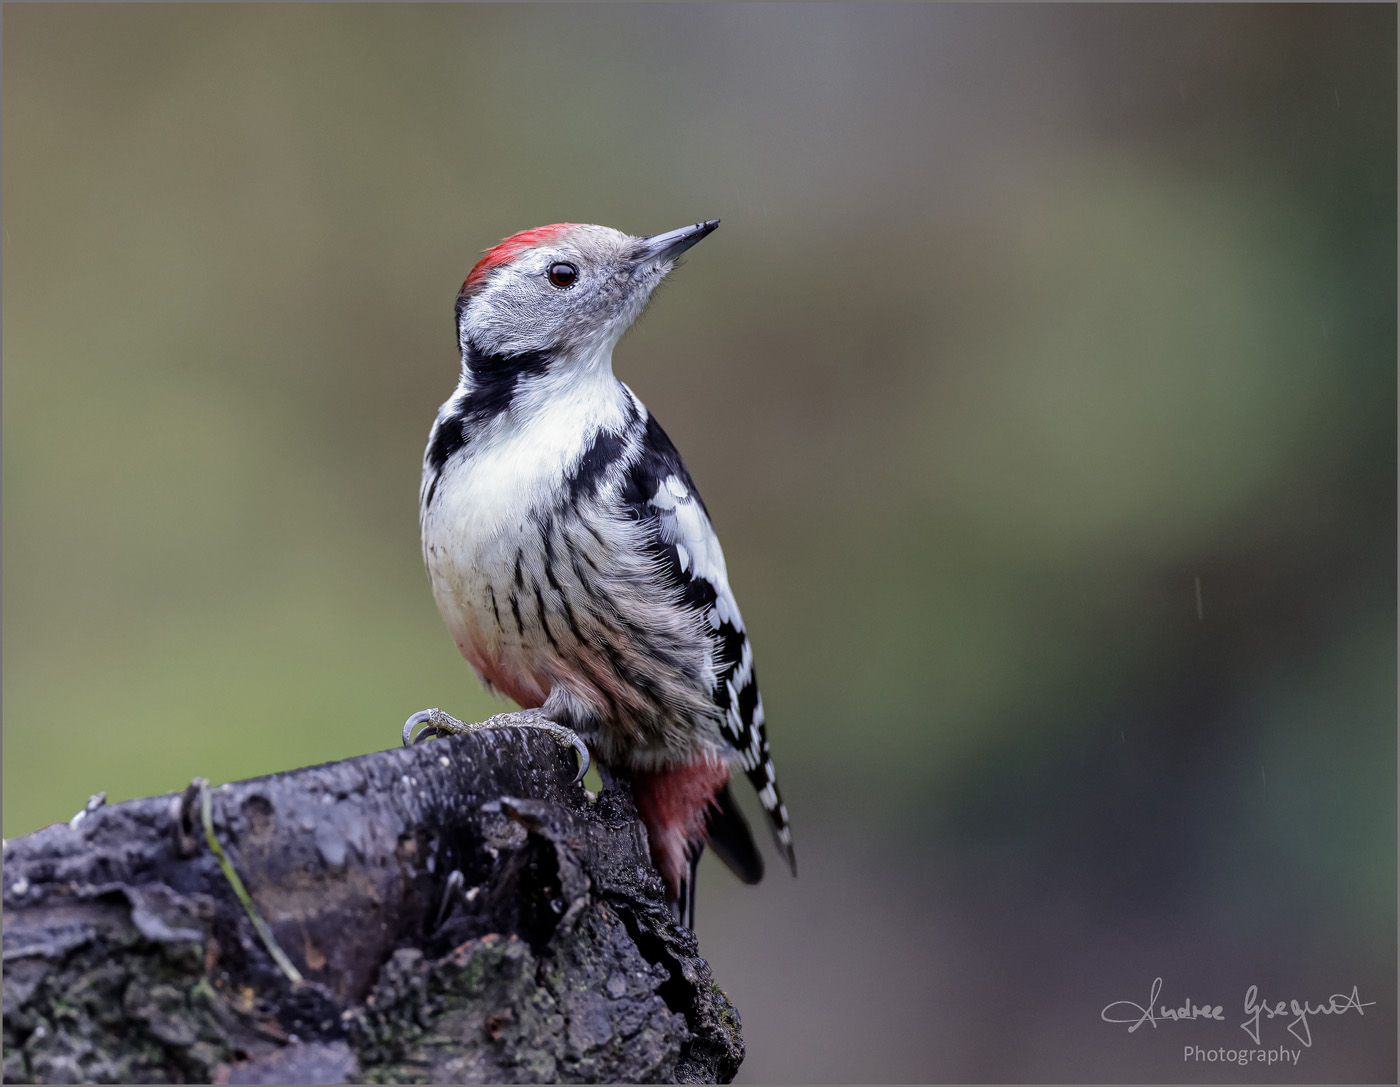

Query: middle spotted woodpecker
<box><xmin>406</xmin><ymin>220</ymin><xmax>795</xmax><ymax>928</ymax></box>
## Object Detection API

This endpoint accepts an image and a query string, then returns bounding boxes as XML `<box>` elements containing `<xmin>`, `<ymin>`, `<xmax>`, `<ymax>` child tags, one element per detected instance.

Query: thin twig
<box><xmin>197</xmin><ymin>778</ymin><xmax>304</xmax><ymax>986</ymax></box>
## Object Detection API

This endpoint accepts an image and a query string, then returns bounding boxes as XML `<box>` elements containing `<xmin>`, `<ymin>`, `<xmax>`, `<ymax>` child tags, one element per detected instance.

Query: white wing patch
<box><xmin>649</xmin><ymin>474</ymin><xmax>742</xmax><ymax>629</ymax></box>
<box><xmin>632</xmin><ymin>419</ymin><xmax>796</xmax><ymax>875</ymax></box>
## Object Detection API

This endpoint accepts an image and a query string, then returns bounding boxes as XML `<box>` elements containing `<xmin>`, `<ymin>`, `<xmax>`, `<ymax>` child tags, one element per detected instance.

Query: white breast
<box><xmin>420</xmin><ymin>356</ymin><xmax>633</xmax><ymax>680</ymax></box>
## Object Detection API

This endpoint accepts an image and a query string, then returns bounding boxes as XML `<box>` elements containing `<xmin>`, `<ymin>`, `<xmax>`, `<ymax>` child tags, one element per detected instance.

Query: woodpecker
<box><xmin>407</xmin><ymin>220</ymin><xmax>795</xmax><ymax>927</ymax></box>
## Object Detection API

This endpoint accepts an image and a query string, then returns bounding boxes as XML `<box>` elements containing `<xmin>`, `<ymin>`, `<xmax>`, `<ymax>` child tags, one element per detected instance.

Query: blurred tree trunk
<box><xmin>1</xmin><ymin>728</ymin><xmax>743</xmax><ymax>1084</ymax></box>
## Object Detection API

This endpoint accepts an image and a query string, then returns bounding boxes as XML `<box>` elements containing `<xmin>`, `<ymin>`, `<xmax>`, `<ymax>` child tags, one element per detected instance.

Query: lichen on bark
<box><xmin>2</xmin><ymin>729</ymin><xmax>744</xmax><ymax>1084</ymax></box>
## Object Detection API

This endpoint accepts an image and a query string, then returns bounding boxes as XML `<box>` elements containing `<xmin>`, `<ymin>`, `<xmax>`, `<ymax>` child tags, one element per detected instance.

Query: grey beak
<box><xmin>639</xmin><ymin>220</ymin><xmax>720</xmax><ymax>262</ymax></box>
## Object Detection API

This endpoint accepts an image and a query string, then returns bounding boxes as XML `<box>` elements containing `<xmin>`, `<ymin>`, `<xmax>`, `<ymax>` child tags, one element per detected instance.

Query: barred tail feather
<box><xmin>744</xmin><ymin>751</ymin><xmax>797</xmax><ymax>877</ymax></box>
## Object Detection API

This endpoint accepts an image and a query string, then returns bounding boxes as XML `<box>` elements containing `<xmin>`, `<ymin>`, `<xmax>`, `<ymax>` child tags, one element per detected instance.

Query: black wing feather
<box><xmin>621</xmin><ymin>409</ymin><xmax>796</xmax><ymax>876</ymax></box>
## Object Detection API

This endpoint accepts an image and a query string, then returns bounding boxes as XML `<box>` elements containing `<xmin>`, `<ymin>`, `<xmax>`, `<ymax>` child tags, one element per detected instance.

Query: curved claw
<box><xmin>402</xmin><ymin>707</ymin><xmax>589</xmax><ymax>786</ymax></box>
<box><xmin>402</xmin><ymin>709</ymin><xmax>439</xmax><ymax>747</ymax></box>
<box><xmin>566</xmin><ymin>733</ymin><xmax>591</xmax><ymax>785</ymax></box>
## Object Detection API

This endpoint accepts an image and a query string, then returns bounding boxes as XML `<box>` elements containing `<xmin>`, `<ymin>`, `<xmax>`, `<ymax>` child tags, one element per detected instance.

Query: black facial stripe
<box><xmin>460</xmin><ymin>343</ymin><xmax>551</xmax><ymax>430</ymax></box>
<box><xmin>422</xmin><ymin>341</ymin><xmax>552</xmax><ymax>508</ymax></box>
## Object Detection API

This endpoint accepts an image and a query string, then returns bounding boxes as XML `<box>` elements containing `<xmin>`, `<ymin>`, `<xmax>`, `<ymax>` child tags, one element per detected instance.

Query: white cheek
<box><xmin>463</xmin><ymin>259</ymin><xmax>663</xmax><ymax>358</ymax></box>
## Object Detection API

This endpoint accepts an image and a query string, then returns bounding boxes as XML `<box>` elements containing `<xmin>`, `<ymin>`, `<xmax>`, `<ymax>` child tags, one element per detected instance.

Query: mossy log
<box><xmin>1</xmin><ymin>728</ymin><xmax>744</xmax><ymax>1084</ymax></box>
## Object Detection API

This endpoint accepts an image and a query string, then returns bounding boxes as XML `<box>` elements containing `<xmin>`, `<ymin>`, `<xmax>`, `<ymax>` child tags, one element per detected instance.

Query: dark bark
<box><xmin>1</xmin><ymin>729</ymin><xmax>744</xmax><ymax>1084</ymax></box>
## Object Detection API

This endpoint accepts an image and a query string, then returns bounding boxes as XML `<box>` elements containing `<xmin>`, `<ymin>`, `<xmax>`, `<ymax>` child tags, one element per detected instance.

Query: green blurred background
<box><xmin>3</xmin><ymin>4</ymin><xmax>1394</xmax><ymax>1081</ymax></box>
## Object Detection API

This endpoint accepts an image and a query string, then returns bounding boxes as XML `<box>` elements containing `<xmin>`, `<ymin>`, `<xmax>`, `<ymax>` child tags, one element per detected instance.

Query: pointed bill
<box><xmin>637</xmin><ymin>220</ymin><xmax>720</xmax><ymax>262</ymax></box>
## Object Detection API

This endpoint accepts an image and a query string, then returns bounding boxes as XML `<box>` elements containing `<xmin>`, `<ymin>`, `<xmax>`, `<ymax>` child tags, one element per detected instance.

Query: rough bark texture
<box><xmin>1</xmin><ymin>730</ymin><xmax>744</xmax><ymax>1084</ymax></box>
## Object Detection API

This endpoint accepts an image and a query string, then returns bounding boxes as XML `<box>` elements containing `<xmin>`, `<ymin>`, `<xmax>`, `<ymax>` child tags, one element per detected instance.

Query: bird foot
<box><xmin>401</xmin><ymin>707</ymin><xmax>590</xmax><ymax>783</ymax></box>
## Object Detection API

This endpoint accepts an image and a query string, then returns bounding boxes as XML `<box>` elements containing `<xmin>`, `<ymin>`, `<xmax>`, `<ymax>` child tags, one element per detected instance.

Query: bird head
<box><xmin>454</xmin><ymin>221</ymin><xmax>719</xmax><ymax>363</ymax></box>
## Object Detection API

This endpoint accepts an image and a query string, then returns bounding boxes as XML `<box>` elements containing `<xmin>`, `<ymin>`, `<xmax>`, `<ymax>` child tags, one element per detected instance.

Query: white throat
<box><xmin>430</xmin><ymin>341</ymin><xmax>634</xmax><ymax>539</ymax></box>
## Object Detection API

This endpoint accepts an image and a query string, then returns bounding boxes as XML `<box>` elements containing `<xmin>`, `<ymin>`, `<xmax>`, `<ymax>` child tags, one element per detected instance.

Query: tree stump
<box><xmin>1</xmin><ymin>728</ymin><xmax>744</xmax><ymax>1084</ymax></box>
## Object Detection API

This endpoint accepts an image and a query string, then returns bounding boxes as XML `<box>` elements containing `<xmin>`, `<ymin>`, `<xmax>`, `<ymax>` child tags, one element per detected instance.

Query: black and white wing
<box><xmin>620</xmin><ymin>408</ymin><xmax>797</xmax><ymax>875</ymax></box>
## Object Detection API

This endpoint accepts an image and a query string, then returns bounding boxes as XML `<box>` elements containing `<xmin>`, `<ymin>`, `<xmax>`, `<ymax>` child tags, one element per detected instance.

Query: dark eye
<box><xmin>548</xmin><ymin>262</ymin><xmax>577</xmax><ymax>288</ymax></box>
